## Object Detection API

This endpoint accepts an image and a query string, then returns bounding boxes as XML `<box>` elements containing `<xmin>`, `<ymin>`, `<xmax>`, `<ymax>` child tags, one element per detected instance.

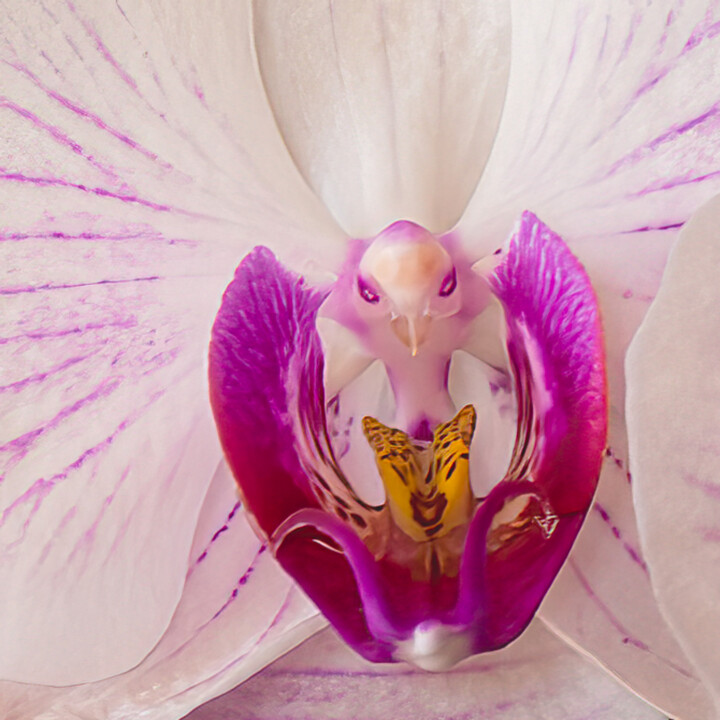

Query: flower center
<box><xmin>362</xmin><ymin>406</ymin><xmax>476</xmax><ymax>544</ymax></box>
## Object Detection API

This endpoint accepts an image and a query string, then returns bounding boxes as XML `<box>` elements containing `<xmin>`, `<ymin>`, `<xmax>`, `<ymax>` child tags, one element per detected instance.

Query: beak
<box><xmin>391</xmin><ymin>314</ymin><xmax>431</xmax><ymax>356</ymax></box>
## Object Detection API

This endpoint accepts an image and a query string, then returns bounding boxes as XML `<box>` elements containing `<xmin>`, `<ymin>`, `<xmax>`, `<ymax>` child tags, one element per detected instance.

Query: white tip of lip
<box><xmin>395</xmin><ymin>622</ymin><xmax>472</xmax><ymax>672</ymax></box>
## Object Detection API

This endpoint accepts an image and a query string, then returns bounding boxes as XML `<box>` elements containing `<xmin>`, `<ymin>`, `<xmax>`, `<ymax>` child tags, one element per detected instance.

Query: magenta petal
<box><xmin>210</xmin><ymin>215</ymin><xmax>606</xmax><ymax>665</ymax></box>
<box><xmin>275</xmin><ymin>512</ymin><xmax>395</xmax><ymax>663</ymax></box>
<box><xmin>490</xmin><ymin>211</ymin><xmax>607</xmax><ymax>515</ymax></box>
<box><xmin>209</xmin><ymin>247</ymin><xmax>325</xmax><ymax>536</ymax></box>
<box><xmin>455</xmin><ymin>211</ymin><xmax>607</xmax><ymax>649</ymax></box>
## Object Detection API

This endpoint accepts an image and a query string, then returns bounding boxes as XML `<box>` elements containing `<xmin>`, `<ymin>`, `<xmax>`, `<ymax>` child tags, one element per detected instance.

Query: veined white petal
<box><xmin>457</xmin><ymin>3</ymin><xmax>720</xmax><ymax>716</ymax></box>
<box><xmin>183</xmin><ymin>621</ymin><xmax>666</xmax><ymax>720</ymax></box>
<box><xmin>0</xmin><ymin>463</ymin><xmax>325</xmax><ymax>720</ymax></box>
<box><xmin>0</xmin><ymin>0</ymin><xmax>340</xmax><ymax>685</ymax></box>
<box><xmin>463</xmin><ymin>0</ymin><xmax>720</xmax><ymax>249</ymax></box>
<box><xmin>253</xmin><ymin>0</ymin><xmax>510</xmax><ymax>238</ymax></box>
<box><xmin>627</xmin><ymin>193</ymin><xmax>720</xmax><ymax>717</ymax></box>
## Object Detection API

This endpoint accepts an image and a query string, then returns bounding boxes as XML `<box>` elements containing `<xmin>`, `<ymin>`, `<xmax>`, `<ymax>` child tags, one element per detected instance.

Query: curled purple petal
<box><xmin>209</xmin><ymin>247</ymin><xmax>326</xmax><ymax>536</ymax></box>
<box><xmin>209</xmin><ymin>213</ymin><xmax>607</xmax><ymax>666</ymax></box>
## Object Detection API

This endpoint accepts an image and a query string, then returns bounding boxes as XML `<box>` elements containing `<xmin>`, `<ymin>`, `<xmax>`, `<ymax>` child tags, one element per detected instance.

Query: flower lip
<box><xmin>208</xmin><ymin>211</ymin><xmax>607</xmax><ymax>668</ymax></box>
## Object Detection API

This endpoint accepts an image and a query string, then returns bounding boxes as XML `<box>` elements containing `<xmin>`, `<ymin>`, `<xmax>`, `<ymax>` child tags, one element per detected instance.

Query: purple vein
<box><xmin>0</xmin><ymin>376</ymin><xmax>122</xmax><ymax>461</ymax></box>
<box><xmin>211</xmin><ymin>545</ymin><xmax>268</xmax><ymax>622</ymax></box>
<box><xmin>0</xmin><ymin>275</ymin><xmax>161</xmax><ymax>296</ymax></box>
<box><xmin>0</xmin><ymin>230</ymin><xmax>196</xmax><ymax>246</ymax></box>
<box><xmin>0</xmin><ymin>96</ymin><xmax>124</xmax><ymax>182</ymax></box>
<box><xmin>65</xmin><ymin>0</ymin><xmax>140</xmax><ymax>98</ymax></box>
<box><xmin>569</xmin><ymin>559</ymin><xmax>695</xmax><ymax>679</ymax></box>
<box><xmin>4</xmin><ymin>59</ymin><xmax>169</xmax><ymax>167</ymax></box>
<box><xmin>592</xmin><ymin>502</ymin><xmax>648</xmax><ymax>574</ymax></box>
<box><xmin>685</xmin><ymin>474</ymin><xmax>720</xmax><ymax>501</ymax></box>
<box><xmin>166</xmin><ymin>587</ymin><xmax>298</xmax><ymax>702</ymax></box>
<box><xmin>65</xmin><ymin>465</ymin><xmax>131</xmax><ymax>569</ymax></box>
<box><xmin>603</xmin><ymin>103</ymin><xmax>720</xmax><ymax>179</ymax></box>
<box><xmin>0</xmin><ymin>354</ymin><xmax>90</xmax><ymax>393</ymax></box>
<box><xmin>0</xmin><ymin>318</ymin><xmax>138</xmax><ymax>345</ymax></box>
<box><xmin>1</xmin><ymin>387</ymin><xmax>166</xmax><ymax>545</ymax></box>
<box><xmin>0</xmin><ymin>171</ymin><xmax>179</xmax><ymax>212</ymax></box>
<box><xmin>190</xmin><ymin>500</ymin><xmax>242</xmax><ymax>570</ymax></box>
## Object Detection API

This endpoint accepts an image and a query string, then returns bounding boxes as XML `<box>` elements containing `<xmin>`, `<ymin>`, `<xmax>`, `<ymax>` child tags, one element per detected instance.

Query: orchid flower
<box><xmin>1</xmin><ymin>2</ymin><xmax>720</xmax><ymax>720</ymax></box>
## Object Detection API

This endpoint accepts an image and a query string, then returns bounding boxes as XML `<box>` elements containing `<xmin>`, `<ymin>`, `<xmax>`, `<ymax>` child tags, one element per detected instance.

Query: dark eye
<box><xmin>439</xmin><ymin>268</ymin><xmax>457</xmax><ymax>297</ymax></box>
<box><xmin>358</xmin><ymin>276</ymin><xmax>381</xmax><ymax>304</ymax></box>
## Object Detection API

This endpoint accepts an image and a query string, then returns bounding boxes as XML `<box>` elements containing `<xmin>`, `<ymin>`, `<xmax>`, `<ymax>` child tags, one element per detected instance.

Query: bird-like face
<box><xmin>356</xmin><ymin>221</ymin><xmax>463</xmax><ymax>355</ymax></box>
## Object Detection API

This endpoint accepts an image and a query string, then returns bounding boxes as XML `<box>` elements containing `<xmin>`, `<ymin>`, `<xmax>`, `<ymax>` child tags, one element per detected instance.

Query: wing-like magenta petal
<box><xmin>209</xmin><ymin>247</ymin><xmax>326</xmax><ymax>536</ymax></box>
<box><xmin>457</xmin><ymin>212</ymin><xmax>606</xmax><ymax>650</ymax></box>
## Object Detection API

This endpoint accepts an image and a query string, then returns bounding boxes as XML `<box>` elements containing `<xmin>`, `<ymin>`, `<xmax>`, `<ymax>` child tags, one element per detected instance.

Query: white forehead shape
<box><xmin>359</xmin><ymin>222</ymin><xmax>452</xmax><ymax>311</ymax></box>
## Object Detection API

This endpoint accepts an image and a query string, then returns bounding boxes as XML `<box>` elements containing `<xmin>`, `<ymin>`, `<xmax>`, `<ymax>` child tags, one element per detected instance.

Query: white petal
<box><xmin>182</xmin><ymin>621</ymin><xmax>666</xmax><ymax>720</ymax></box>
<box><xmin>462</xmin><ymin>0</ymin><xmax>720</xmax><ymax>249</ymax></box>
<box><xmin>0</xmin><ymin>463</ymin><xmax>325</xmax><ymax>719</ymax></box>
<box><xmin>535</xmin><ymin>234</ymin><xmax>713</xmax><ymax>720</ymax></box>
<box><xmin>0</xmin><ymin>0</ymin><xmax>340</xmax><ymax>684</ymax></box>
<box><xmin>455</xmin><ymin>3</ymin><xmax>720</xmax><ymax>715</ymax></box>
<box><xmin>253</xmin><ymin>0</ymin><xmax>510</xmax><ymax>237</ymax></box>
<box><xmin>627</xmin><ymin>193</ymin><xmax>720</xmax><ymax>716</ymax></box>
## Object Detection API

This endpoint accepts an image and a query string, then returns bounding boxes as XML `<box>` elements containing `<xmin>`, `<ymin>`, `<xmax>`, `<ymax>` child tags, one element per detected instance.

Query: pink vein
<box><xmin>569</xmin><ymin>559</ymin><xmax>695</xmax><ymax>679</ymax></box>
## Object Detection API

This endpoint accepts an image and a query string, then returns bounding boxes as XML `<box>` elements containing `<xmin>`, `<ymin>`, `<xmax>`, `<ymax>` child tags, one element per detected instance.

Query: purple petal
<box><xmin>209</xmin><ymin>247</ymin><xmax>326</xmax><ymax>536</ymax></box>
<box><xmin>457</xmin><ymin>212</ymin><xmax>606</xmax><ymax>649</ymax></box>
<box><xmin>627</xmin><ymin>193</ymin><xmax>720</xmax><ymax>714</ymax></box>
<box><xmin>253</xmin><ymin>0</ymin><xmax>510</xmax><ymax>237</ymax></box>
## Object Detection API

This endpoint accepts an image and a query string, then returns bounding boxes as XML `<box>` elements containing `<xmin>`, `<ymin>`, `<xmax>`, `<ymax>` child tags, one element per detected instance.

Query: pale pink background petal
<box><xmin>0</xmin><ymin>462</ymin><xmax>324</xmax><ymax>720</ymax></box>
<box><xmin>627</xmin><ymin>193</ymin><xmax>720</xmax><ymax>717</ymax></box>
<box><xmin>0</xmin><ymin>0</ymin><xmax>340</xmax><ymax>685</ymax></box>
<box><xmin>183</xmin><ymin>622</ymin><xmax>666</xmax><ymax>720</ymax></box>
<box><xmin>253</xmin><ymin>0</ymin><xmax>511</xmax><ymax>237</ymax></box>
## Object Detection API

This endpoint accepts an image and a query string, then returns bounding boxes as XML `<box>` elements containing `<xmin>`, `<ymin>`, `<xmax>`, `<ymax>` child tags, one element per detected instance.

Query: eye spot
<box><xmin>358</xmin><ymin>276</ymin><xmax>381</xmax><ymax>304</ymax></box>
<box><xmin>439</xmin><ymin>267</ymin><xmax>457</xmax><ymax>297</ymax></box>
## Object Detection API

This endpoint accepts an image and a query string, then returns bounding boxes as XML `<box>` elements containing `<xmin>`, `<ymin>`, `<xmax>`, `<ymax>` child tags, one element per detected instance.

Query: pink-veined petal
<box><xmin>0</xmin><ymin>462</ymin><xmax>325</xmax><ymax>720</ymax></box>
<box><xmin>456</xmin><ymin>3</ymin><xmax>720</xmax><ymax>716</ymax></box>
<box><xmin>0</xmin><ymin>0</ymin><xmax>342</xmax><ymax>685</ymax></box>
<box><xmin>627</xmin><ymin>193</ymin><xmax>720</xmax><ymax>716</ymax></box>
<box><xmin>253</xmin><ymin>0</ymin><xmax>510</xmax><ymax>237</ymax></box>
<box><xmin>463</xmin><ymin>1</ymin><xmax>720</xmax><ymax>245</ymax></box>
<box><xmin>183</xmin><ymin>621</ymin><xmax>666</xmax><ymax>720</ymax></box>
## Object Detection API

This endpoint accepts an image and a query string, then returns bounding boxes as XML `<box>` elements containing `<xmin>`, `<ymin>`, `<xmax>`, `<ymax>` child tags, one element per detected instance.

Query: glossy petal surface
<box><xmin>627</xmin><ymin>194</ymin><xmax>720</xmax><ymax>715</ymax></box>
<box><xmin>183</xmin><ymin>622</ymin><xmax>665</xmax><ymax>720</ymax></box>
<box><xmin>0</xmin><ymin>0</ymin><xmax>341</xmax><ymax>684</ymax></box>
<box><xmin>253</xmin><ymin>0</ymin><xmax>510</xmax><ymax>237</ymax></box>
<box><xmin>458</xmin><ymin>2</ymin><xmax>720</xmax><ymax>716</ymax></box>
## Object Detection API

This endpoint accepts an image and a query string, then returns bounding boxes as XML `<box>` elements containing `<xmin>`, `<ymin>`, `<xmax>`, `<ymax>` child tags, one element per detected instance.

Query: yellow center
<box><xmin>362</xmin><ymin>406</ymin><xmax>476</xmax><ymax>543</ymax></box>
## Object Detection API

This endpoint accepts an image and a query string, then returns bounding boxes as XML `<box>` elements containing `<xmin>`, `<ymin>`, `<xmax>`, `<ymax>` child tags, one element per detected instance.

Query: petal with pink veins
<box><xmin>456</xmin><ymin>3</ymin><xmax>720</xmax><ymax>717</ymax></box>
<box><xmin>0</xmin><ymin>462</ymin><xmax>325</xmax><ymax>720</ymax></box>
<box><xmin>0</xmin><ymin>0</ymin><xmax>342</xmax><ymax>685</ymax></box>
<box><xmin>627</xmin><ymin>193</ymin><xmax>720</xmax><ymax>716</ymax></box>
